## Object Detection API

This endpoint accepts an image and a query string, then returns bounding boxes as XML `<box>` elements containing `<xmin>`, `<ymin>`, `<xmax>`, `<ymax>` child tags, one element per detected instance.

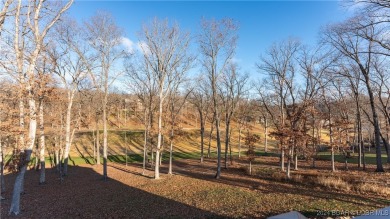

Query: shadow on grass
<box><xmin>164</xmin><ymin>159</ymin><xmax>390</xmax><ymax>217</ymax></box>
<box><xmin>0</xmin><ymin>165</ymin><xmax>224</xmax><ymax>219</ymax></box>
<box><xmin>107</xmin><ymin>154</ymin><xmax>143</xmax><ymax>164</ymax></box>
<box><xmin>317</xmin><ymin>153</ymin><xmax>388</xmax><ymax>165</ymax></box>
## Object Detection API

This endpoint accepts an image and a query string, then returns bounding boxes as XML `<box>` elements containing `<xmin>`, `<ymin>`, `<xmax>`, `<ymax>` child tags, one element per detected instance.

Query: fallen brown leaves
<box><xmin>0</xmin><ymin>157</ymin><xmax>389</xmax><ymax>219</ymax></box>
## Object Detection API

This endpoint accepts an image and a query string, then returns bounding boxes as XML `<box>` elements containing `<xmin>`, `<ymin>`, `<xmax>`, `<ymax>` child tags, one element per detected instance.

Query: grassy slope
<box><xmin>34</xmin><ymin>113</ymin><xmax>386</xmax><ymax>166</ymax></box>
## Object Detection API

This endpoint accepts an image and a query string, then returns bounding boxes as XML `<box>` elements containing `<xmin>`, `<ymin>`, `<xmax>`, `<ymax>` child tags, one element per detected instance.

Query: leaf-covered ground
<box><xmin>1</xmin><ymin>157</ymin><xmax>389</xmax><ymax>218</ymax></box>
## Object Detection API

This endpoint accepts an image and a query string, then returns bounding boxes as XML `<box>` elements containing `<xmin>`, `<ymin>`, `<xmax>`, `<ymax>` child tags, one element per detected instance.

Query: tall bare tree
<box><xmin>256</xmin><ymin>38</ymin><xmax>301</xmax><ymax>173</ymax></box>
<box><xmin>85</xmin><ymin>11</ymin><xmax>127</xmax><ymax>180</ymax></box>
<box><xmin>125</xmin><ymin>53</ymin><xmax>158</xmax><ymax>175</ymax></box>
<box><xmin>189</xmin><ymin>76</ymin><xmax>212</xmax><ymax>163</ymax></box>
<box><xmin>373</xmin><ymin>60</ymin><xmax>390</xmax><ymax>163</ymax></box>
<box><xmin>199</xmin><ymin>18</ymin><xmax>238</xmax><ymax>179</ymax></box>
<box><xmin>50</xmin><ymin>18</ymin><xmax>91</xmax><ymax>176</ymax></box>
<box><xmin>167</xmin><ymin>83</ymin><xmax>192</xmax><ymax>175</ymax></box>
<box><xmin>138</xmin><ymin>18</ymin><xmax>193</xmax><ymax>179</ymax></box>
<box><xmin>323</xmin><ymin>17</ymin><xmax>385</xmax><ymax>172</ymax></box>
<box><xmin>220</xmin><ymin>63</ymin><xmax>248</xmax><ymax>168</ymax></box>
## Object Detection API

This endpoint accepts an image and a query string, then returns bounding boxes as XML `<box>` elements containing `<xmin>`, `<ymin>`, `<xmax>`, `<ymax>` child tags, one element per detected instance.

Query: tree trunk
<box><xmin>361</xmin><ymin>69</ymin><xmax>384</xmax><ymax>172</ymax></box>
<box><xmin>294</xmin><ymin>146</ymin><xmax>298</xmax><ymax>170</ymax></box>
<box><xmin>103</xmin><ymin>104</ymin><xmax>108</xmax><ymax>180</ymax></box>
<box><xmin>329</xmin><ymin>117</ymin><xmax>335</xmax><ymax>172</ymax></box>
<box><xmin>249</xmin><ymin>160</ymin><xmax>252</xmax><ymax>175</ymax></box>
<box><xmin>38</xmin><ymin>98</ymin><xmax>45</xmax><ymax>184</ymax></box>
<box><xmin>229</xmin><ymin>128</ymin><xmax>233</xmax><ymax>165</ymax></box>
<box><xmin>379</xmin><ymin>132</ymin><xmax>390</xmax><ymax>163</ymax></box>
<box><xmin>215</xmin><ymin>113</ymin><xmax>222</xmax><ymax>179</ymax></box>
<box><xmin>9</xmin><ymin>92</ymin><xmax>37</xmax><ymax>215</ymax></box>
<box><xmin>151</xmin><ymin>147</ymin><xmax>154</xmax><ymax>167</ymax></box>
<box><xmin>55</xmin><ymin>136</ymin><xmax>59</xmax><ymax>171</ymax></box>
<box><xmin>264</xmin><ymin>117</ymin><xmax>268</xmax><ymax>152</ymax></box>
<box><xmin>142</xmin><ymin>129</ymin><xmax>147</xmax><ymax>175</ymax></box>
<box><xmin>0</xmin><ymin>137</ymin><xmax>5</xmax><ymax>195</ymax></box>
<box><xmin>155</xmin><ymin>92</ymin><xmax>163</xmax><ymax>179</ymax></box>
<box><xmin>9</xmin><ymin>150</ymin><xmax>32</xmax><ymax>215</ymax></box>
<box><xmin>281</xmin><ymin>146</ymin><xmax>285</xmax><ymax>171</ymax></box>
<box><xmin>287</xmin><ymin>148</ymin><xmax>291</xmax><ymax>179</ymax></box>
<box><xmin>168</xmin><ymin>129</ymin><xmax>173</xmax><ymax>175</ymax></box>
<box><xmin>238</xmin><ymin>127</ymin><xmax>242</xmax><ymax>158</ymax></box>
<box><xmin>142</xmin><ymin>109</ymin><xmax>148</xmax><ymax>175</ymax></box>
<box><xmin>362</xmin><ymin>135</ymin><xmax>366</xmax><ymax>170</ymax></box>
<box><xmin>62</xmin><ymin>91</ymin><xmax>74</xmax><ymax>176</ymax></box>
<box><xmin>312</xmin><ymin>119</ymin><xmax>316</xmax><ymax>168</ymax></box>
<box><xmin>357</xmin><ymin>106</ymin><xmax>363</xmax><ymax>168</ymax></box>
<box><xmin>19</xmin><ymin>98</ymin><xmax>25</xmax><ymax>152</ymax></box>
<box><xmin>159</xmin><ymin>147</ymin><xmax>163</xmax><ymax>166</ymax></box>
<box><xmin>224</xmin><ymin>118</ymin><xmax>230</xmax><ymax>169</ymax></box>
<box><xmin>96</xmin><ymin>117</ymin><xmax>100</xmax><ymax>165</ymax></box>
<box><xmin>34</xmin><ymin>148</ymin><xmax>39</xmax><ymax>170</ymax></box>
<box><xmin>207</xmin><ymin>116</ymin><xmax>215</xmax><ymax>158</ymax></box>
<box><xmin>92</xmin><ymin>128</ymin><xmax>96</xmax><ymax>164</ymax></box>
<box><xmin>200</xmin><ymin>113</ymin><xmax>204</xmax><ymax>163</ymax></box>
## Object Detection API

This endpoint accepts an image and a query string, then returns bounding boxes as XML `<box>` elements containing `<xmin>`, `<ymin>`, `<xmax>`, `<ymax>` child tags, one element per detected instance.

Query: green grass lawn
<box><xmin>317</xmin><ymin>151</ymin><xmax>388</xmax><ymax>165</ymax></box>
<box><xmin>6</xmin><ymin>147</ymin><xmax>387</xmax><ymax>168</ymax></box>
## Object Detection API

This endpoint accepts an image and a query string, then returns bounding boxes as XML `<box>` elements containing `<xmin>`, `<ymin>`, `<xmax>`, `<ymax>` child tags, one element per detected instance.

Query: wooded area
<box><xmin>0</xmin><ymin>0</ymin><xmax>389</xmax><ymax>217</ymax></box>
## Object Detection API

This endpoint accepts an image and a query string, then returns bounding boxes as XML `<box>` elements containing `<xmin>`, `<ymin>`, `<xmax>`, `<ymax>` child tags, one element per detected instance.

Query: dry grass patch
<box><xmin>317</xmin><ymin>176</ymin><xmax>352</xmax><ymax>191</ymax></box>
<box><xmin>356</xmin><ymin>183</ymin><xmax>390</xmax><ymax>196</ymax></box>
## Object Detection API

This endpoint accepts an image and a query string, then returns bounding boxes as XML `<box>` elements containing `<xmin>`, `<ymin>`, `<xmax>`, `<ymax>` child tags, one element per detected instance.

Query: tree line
<box><xmin>0</xmin><ymin>0</ymin><xmax>389</xmax><ymax>215</ymax></box>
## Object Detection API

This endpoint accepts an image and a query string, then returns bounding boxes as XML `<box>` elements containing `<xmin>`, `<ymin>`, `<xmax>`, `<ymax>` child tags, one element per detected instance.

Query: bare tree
<box><xmin>323</xmin><ymin>17</ymin><xmax>385</xmax><ymax>172</ymax></box>
<box><xmin>256</xmin><ymin>38</ymin><xmax>301</xmax><ymax>173</ymax></box>
<box><xmin>236</xmin><ymin>99</ymin><xmax>255</xmax><ymax>157</ymax></box>
<box><xmin>297</xmin><ymin>45</ymin><xmax>332</xmax><ymax>170</ymax></box>
<box><xmin>138</xmin><ymin>18</ymin><xmax>193</xmax><ymax>179</ymax></box>
<box><xmin>337</xmin><ymin>63</ymin><xmax>366</xmax><ymax>168</ymax></box>
<box><xmin>85</xmin><ymin>11</ymin><xmax>127</xmax><ymax>180</ymax></box>
<box><xmin>219</xmin><ymin>63</ymin><xmax>248</xmax><ymax>168</ymax></box>
<box><xmin>199</xmin><ymin>18</ymin><xmax>238</xmax><ymax>179</ymax></box>
<box><xmin>125</xmin><ymin>54</ymin><xmax>157</xmax><ymax>175</ymax></box>
<box><xmin>50</xmin><ymin>18</ymin><xmax>91</xmax><ymax>176</ymax></box>
<box><xmin>167</xmin><ymin>83</ymin><xmax>192</xmax><ymax>175</ymax></box>
<box><xmin>189</xmin><ymin>76</ymin><xmax>212</xmax><ymax>163</ymax></box>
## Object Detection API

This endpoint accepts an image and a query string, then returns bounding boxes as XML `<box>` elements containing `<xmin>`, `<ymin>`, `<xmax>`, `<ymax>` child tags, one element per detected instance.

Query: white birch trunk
<box><xmin>38</xmin><ymin>98</ymin><xmax>45</xmax><ymax>184</ymax></box>
<box><xmin>62</xmin><ymin>91</ymin><xmax>74</xmax><ymax>176</ymax></box>
<box><xmin>168</xmin><ymin>128</ymin><xmax>173</xmax><ymax>175</ymax></box>
<box><xmin>154</xmin><ymin>91</ymin><xmax>163</xmax><ymax>179</ymax></box>
<box><xmin>9</xmin><ymin>95</ymin><xmax>37</xmax><ymax>215</ymax></box>
<box><xmin>281</xmin><ymin>147</ymin><xmax>285</xmax><ymax>171</ymax></box>
<box><xmin>103</xmin><ymin>90</ymin><xmax>108</xmax><ymax>180</ymax></box>
<box><xmin>287</xmin><ymin>148</ymin><xmax>291</xmax><ymax>179</ymax></box>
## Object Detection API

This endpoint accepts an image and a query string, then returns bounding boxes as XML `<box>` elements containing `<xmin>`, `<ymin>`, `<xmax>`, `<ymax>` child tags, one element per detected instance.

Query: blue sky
<box><xmin>68</xmin><ymin>0</ymin><xmax>353</xmax><ymax>77</ymax></box>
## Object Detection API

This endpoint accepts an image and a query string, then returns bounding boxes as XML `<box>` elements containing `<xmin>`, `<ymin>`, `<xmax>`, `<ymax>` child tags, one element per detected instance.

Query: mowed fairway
<box><xmin>1</xmin><ymin>155</ymin><xmax>389</xmax><ymax>219</ymax></box>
